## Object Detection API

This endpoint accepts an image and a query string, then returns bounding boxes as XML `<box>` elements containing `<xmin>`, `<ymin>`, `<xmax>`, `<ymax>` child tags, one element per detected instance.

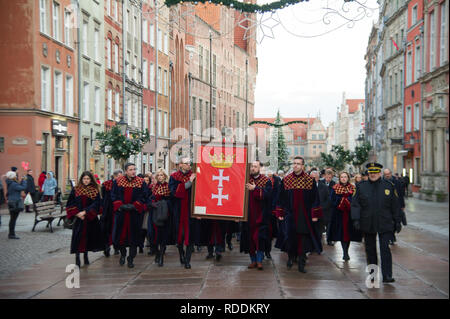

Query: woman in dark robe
<box><xmin>327</xmin><ymin>172</ymin><xmax>362</xmax><ymax>261</ymax></box>
<box><xmin>66</xmin><ymin>171</ymin><xmax>104</xmax><ymax>267</ymax></box>
<box><xmin>150</xmin><ymin>169</ymin><xmax>173</xmax><ymax>267</ymax></box>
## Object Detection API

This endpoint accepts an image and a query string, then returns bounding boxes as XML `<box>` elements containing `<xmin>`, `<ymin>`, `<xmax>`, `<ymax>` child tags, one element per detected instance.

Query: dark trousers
<box><xmin>364</xmin><ymin>232</ymin><xmax>393</xmax><ymax>279</ymax></box>
<box><xmin>120</xmin><ymin>246</ymin><xmax>137</xmax><ymax>259</ymax></box>
<box><xmin>9</xmin><ymin>210</ymin><xmax>20</xmax><ymax>236</ymax></box>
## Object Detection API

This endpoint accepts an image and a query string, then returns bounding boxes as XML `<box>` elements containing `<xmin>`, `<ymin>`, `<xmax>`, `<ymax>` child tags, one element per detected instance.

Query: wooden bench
<box><xmin>32</xmin><ymin>201</ymin><xmax>66</xmax><ymax>233</ymax></box>
<box><xmin>56</xmin><ymin>199</ymin><xmax>68</xmax><ymax>227</ymax></box>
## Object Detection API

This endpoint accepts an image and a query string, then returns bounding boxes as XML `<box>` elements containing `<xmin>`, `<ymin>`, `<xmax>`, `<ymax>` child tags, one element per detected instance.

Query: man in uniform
<box><xmin>240</xmin><ymin>160</ymin><xmax>272</xmax><ymax>270</ymax></box>
<box><xmin>277</xmin><ymin>156</ymin><xmax>323</xmax><ymax>273</ymax></box>
<box><xmin>111</xmin><ymin>163</ymin><xmax>148</xmax><ymax>268</ymax></box>
<box><xmin>351</xmin><ymin>162</ymin><xmax>402</xmax><ymax>283</ymax></box>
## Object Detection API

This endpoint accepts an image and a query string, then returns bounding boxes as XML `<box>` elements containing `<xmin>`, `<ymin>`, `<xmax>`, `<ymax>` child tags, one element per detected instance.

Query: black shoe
<box><xmin>155</xmin><ymin>251</ymin><xmax>161</xmax><ymax>264</ymax></box>
<box><xmin>148</xmin><ymin>247</ymin><xmax>155</xmax><ymax>256</ymax></box>
<box><xmin>158</xmin><ymin>247</ymin><xmax>165</xmax><ymax>267</ymax></box>
<box><xmin>75</xmin><ymin>255</ymin><xmax>81</xmax><ymax>268</ymax></box>
<box><xmin>185</xmin><ymin>245</ymin><xmax>193</xmax><ymax>269</ymax></box>
<box><xmin>139</xmin><ymin>247</ymin><xmax>144</xmax><ymax>254</ymax></box>
<box><xmin>104</xmin><ymin>248</ymin><xmax>111</xmax><ymax>257</ymax></box>
<box><xmin>287</xmin><ymin>256</ymin><xmax>294</xmax><ymax>269</ymax></box>
<box><xmin>127</xmin><ymin>256</ymin><xmax>134</xmax><ymax>268</ymax></box>
<box><xmin>114</xmin><ymin>249</ymin><xmax>120</xmax><ymax>255</ymax></box>
<box><xmin>343</xmin><ymin>254</ymin><xmax>350</xmax><ymax>261</ymax></box>
<box><xmin>177</xmin><ymin>245</ymin><xmax>186</xmax><ymax>265</ymax></box>
<box><xmin>8</xmin><ymin>235</ymin><xmax>20</xmax><ymax>239</ymax></box>
<box><xmin>215</xmin><ymin>253</ymin><xmax>222</xmax><ymax>262</ymax></box>
<box><xmin>227</xmin><ymin>242</ymin><xmax>233</xmax><ymax>251</ymax></box>
<box><xmin>383</xmin><ymin>277</ymin><xmax>395</xmax><ymax>283</ymax></box>
<box><xmin>298</xmin><ymin>255</ymin><xmax>307</xmax><ymax>273</ymax></box>
<box><xmin>119</xmin><ymin>255</ymin><xmax>126</xmax><ymax>266</ymax></box>
<box><xmin>265</xmin><ymin>252</ymin><xmax>272</xmax><ymax>259</ymax></box>
<box><xmin>83</xmin><ymin>253</ymin><xmax>90</xmax><ymax>265</ymax></box>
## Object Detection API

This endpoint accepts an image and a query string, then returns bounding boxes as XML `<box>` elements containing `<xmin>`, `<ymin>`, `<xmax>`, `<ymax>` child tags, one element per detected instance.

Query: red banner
<box><xmin>192</xmin><ymin>144</ymin><xmax>247</xmax><ymax>220</ymax></box>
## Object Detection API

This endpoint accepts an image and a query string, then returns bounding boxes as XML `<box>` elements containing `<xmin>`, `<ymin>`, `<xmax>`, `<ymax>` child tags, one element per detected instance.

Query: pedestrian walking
<box><xmin>403</xmin><ymin>174</ymin><xmax>410</xmax><ymax>198</ymax></box>
<box><xmin>5</xmin><ymin>171</ymin><xmax>27</xmax><ymax>239</ymax></box>
<box><xmin>38</xmin><ymin>171</ymin><xmax>46</xmax><ymax>193</ymax></box>
<box><xmin>111</xmin><ymin>163</ymin><xmax>149</xmax><ymax>268</ymax></box>
<box><xmin>24</xmin><ymin>169</ymin><xmax>37</xmax><ymax>212</ymax></box>
<box><xmin>383</xmin><ymin>169</ymin><xmax>406</xmax><ymax>245</ymax></box>
<box><xmin>142</xmin><ymin>173</ymin><xmax>154</xmax><ymax>255</ymax></box>
<box><xmin>328</xmin><ymin>172</ymin><xmax>362</xmax><ymax>261</ymax></box>
<box><xmin>322</xmin><ymin>169</ymin><xmax>336</xmax><ymax>246</ymax></box>
<box><xmin>0</xmin><ymin>177</ymin><xmax>5</xmax><ymax>227</ymax></box>
<box><xmin>310</xmin><ymin>170</ymin><xmax>331</xmax><ymax>247</ymax></box>
<box><xmin>240</xmin><ymin>160</ymin><xmax>272</xmax><ymax>270</ymax></box>
<box><xmin>100</xmin><ymin>169</ymin><xmax>123</xmax><ymax>257</ymax></box>
<box><xmin>265</xmin><ymin>170</ymin><xmax>281</xmax><ymax>259</ymax></box>
<box><xmin>149</xmin><ymin>169</ymin><xmax>173</xmax><ymax>267</ymax></box>
<box><xmin>169</xmin><ymin>157</ymin><xmax>206</xmax><ymax>269</ymax></box>
<box><xmin>42</xmin><ymin>172</ymin><xmax>57</xmax><ymax>201</ymax></box>
<box><xmin>351</xmin><ymin>162</ymin><xmax>402</xmax><ymax>283</ymax></box>
<box><xmin>66</xmin><ymin>171</ymin><xmax>104</xmax><ymax>267</ymax></box>
<box><xmin>277</xmin><ymin>157</ymin><xmax>322</xmax><ymax>273</ymax></box>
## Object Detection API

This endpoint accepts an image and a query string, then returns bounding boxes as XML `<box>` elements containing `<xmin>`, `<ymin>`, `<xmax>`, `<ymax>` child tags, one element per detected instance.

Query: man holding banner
<box><xmin>240</xmin><ymin>160</ymin><xmax>273</xmax><ymax>270</ymax></box>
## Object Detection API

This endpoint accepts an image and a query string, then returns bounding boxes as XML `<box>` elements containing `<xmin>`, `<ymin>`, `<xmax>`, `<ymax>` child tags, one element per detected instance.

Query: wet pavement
<box><xmin>0</xmin><ymin>199</ymin><xmax>448</xmax><ymax>299</ymax></box>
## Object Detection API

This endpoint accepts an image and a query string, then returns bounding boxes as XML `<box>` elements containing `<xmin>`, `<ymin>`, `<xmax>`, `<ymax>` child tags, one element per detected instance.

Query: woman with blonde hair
<box><xmin>327</xmin><ymin>172</ymin><xmax>362</xmax><ymax>261</ymax></box>
<box><xmin>353</xmin><ymin>173</ymin><xmax>363</xmax><ymax>186</ymax></box>
<box><xmin>5</xmin><ymin>171</ymin><xmax>27</xmax><ymax>239</ymax></box>
<box><xmin>149</xmin><ymin>168</ymin><xmax>172</xmax><ymax>266</ymax></box>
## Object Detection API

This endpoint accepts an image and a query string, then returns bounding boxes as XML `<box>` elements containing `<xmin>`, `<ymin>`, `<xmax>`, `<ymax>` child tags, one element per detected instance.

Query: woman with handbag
<box><xmin>66</xmin><ymin>171</ymin><xmax>104</xmax><ymax>267</ymax></box>
<box><xmin>5</xmin><ymin>171</ymin><xmax>27</xmax><ymax>239</ymax></box>
<box><xmin>327</xmin><ymin>172</ymin><xmax>362</xmax><ymax>261</ymax></box>
<box><xmin>150</xmin><ymin>169</ymin><xmax>172</xmax><ymax>267</ymax></box>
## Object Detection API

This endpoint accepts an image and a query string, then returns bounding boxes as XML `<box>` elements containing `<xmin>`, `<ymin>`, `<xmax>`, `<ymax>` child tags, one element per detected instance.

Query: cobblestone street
<box><xmin>0</xmin><ymin>198</ymin><xmax>448</xmax><ymax>299</ymax></box>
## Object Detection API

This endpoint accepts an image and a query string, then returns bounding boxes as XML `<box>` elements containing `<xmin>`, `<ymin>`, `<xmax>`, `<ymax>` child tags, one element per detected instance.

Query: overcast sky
<box><xmin>254</xmin><ymin>0</ymin><xmax>379</xmax><ymax>127</ymax></box>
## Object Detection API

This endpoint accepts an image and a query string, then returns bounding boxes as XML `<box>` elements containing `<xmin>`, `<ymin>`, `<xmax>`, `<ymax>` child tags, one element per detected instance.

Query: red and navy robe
<box><xmin>66</xmin><ymin>185</ymin><xmax>104</xmax><ymax>254</ymax></box>
<box><xmin>150</xmin><ymin>182</ymin><xmax>173</xmax><ymax>246</ymax></box>
<box><xmin>277</xmin><ymin>171</ymin><xmax>323</xmax><ymax>256</ymax></box>
<box><xmin>240</xmin><ymin>174</ymin><xmax>273</xmax><ymax>255</ymax></box>
<box><xmin>328</xmin><ymin>183</ymin><xmax>362</xmax><ymax>242</ymax></box>
<box><xmin>110</xmin><ymin>176</ymin><xmax>149</xmax><ymax>248</ymax></box>
<box><xmin>99</xmin><ymin>179</ymin><xmax>114</xmax><ymax>246</ymax></box>
<box><xmin>169</xmin><ymin>170</ymin><xmax>207</xmax><ymax>246</ymax></box>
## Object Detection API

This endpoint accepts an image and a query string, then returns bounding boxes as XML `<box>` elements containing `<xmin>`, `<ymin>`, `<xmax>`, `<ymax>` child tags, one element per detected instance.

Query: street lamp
<box><xmin>118</xmin><ymin>118</ymin><xmax>128</xmax><ymax>136</ymax></box>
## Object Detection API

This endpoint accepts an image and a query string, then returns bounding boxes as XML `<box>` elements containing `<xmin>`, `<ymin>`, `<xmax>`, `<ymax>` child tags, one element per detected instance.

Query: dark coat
<box><xmin>351</xmin><ymin>178</ymin><xmax>401</xmax><ymax>234</ymax></box>
<box><xmin>240</xmin><ymin>175</ymin><xmax>273</xmax><ymax>254</ymax></box>
<box><xmin>317</xmin><ymin>180</ymin><xmax>332</xmax><ymax>223</ymax></box>
<box><xmin>149</xmin><ymin>182</ymin><xmax>174</xmax><ymax>246</ymax></box>
<box><xmin>25</xmin><ymin>174</ymin><xmax>36</xmax><ymax>195</ymax></box>
<box><xmin>99</xmin><ymin>180</ymin><xmax>114</xmax><ymax>247</ymax></box>
<box><xmin>66</xmin><ymin>186</ymin><xmax>104</xmax><ymax>254</ymax></box>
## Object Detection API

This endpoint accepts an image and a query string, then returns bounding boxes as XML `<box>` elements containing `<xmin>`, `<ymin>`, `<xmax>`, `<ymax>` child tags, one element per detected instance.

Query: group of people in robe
<box><xmin>66</xmin><ymin>155</ymin><xmax>401</xmax><ymax>282</ymax></box>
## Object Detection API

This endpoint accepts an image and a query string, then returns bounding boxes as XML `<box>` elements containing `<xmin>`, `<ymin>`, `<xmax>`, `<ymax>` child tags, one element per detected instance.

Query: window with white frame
<box><xmin>126</xmin><ymin>51</ymin><xmax>130</xmax><ymax>77</ymax></box>
<box><xmin>164</xmin><ymin>70</ymin><xmax>167</xmax><ymax>96</ymax></box>
<box><xmin>164</xmin><ymin>32</ymin><xmax>168</xmax><ymax>54</ymax></box>
<box><xmin>107</xmin><ymin>0</ymin><xmax>111</xmax><ymax>16</ymax></box>
<box><xmin>94</xmin><ymin>28</ymin><xmax>100</xmax><ymax>62</ymax></box>
<box><xmin>94</xmin><ymin>87</ymin><xmax>100</xmax><ymax>123</ymax></box>
<box><xmin>198</xmin><ymin>46</ymin><xmax>203</xmax><ymax>81</ymax></box>
<box><xmin>64</xmin><ymin>10</ymin><xmax>71</xmax><ymax>46</ymax></box>
<box><xmin>65</xmin><ymin>75</ymin><xmax>73</xmax><ymax>116</ymax></box>
<box><xmin>53</xmin><ymin>1</ymin><xmax>60</xmax><ymax>41</ymax></box>
<box><xmin>134</xmin><ymin>101</ymin><xmax>138</xmax><ymax>127</ymax></box>
<box><xmin>415</xmin><ymin>45</ymin><xmax>421</xmax><ymax>80</ymax></box>
<box><xmin>143</xmin><ymin>106</ymin><xmax>148</xmax><ymax>130</ymax></box>
<box><xmin>82</xmin><ymin>20</ymin><xmax>88</xmax><ymax>56</ymax></box>
<box><xmin>127</xmin><ymin>98</ymin><xmax>131</xmax><ymax>125</ymax></box>
<box><xmin>438</xmin><ymin>96</ymin><xmax>444</xmax><ymax>111</ymax></box>
<box><xmin>41</xmin><ymin>66</ymin><xmax>50</xmax><ymax>111</ymax></box>
<box><xmin>150</xmin><ymin>24</ymin><xmax>154</xmax><ymax>46</ymax></box>
<box><xmin>134</xmin><ymin>55</ymin><xmax>137</xmax><ymax>81</ymax></box>
<box><xmin>39</xmin><ymin>0</ymin><xmax>48</xmax><ymax>34</ymax></box>
<box><xmin>150</xmin><ymin>63</ymin><xmax>155</xmax><ymax>90</ymax></box>
<box><xmin>115</xmin><ymin>91</ymin><xmax>120</xmax><ymax>122</ymax></box>
<box><xmin>134</xmin><ymin>16</ymin><xmax>138</xmax><ymax>39</ymax></box>
<box><xmin>412</xmin><ymin>4</ymin><xmax>418</xmax><ymax>25</ymax></box>
<box><xmin>143</xmin><ymin>20</ymin><xmax>148</xmax><ymax>43</ymax></box>
<box><xmin>150</xmin><ymin>108</ymin><xmax>155</xmax><ymax>135</ymax></box>
<box><xmin>143</xmin><ymin>59</ymin><xmax>148</xmax><ymax>88</ymax></box>
<box><xmin>158</xmin><ymin>67</ymin><xmax>162</xmax><ymax>94</ymax></box>
<box><xmin>107</xmin><ymin>38</ymin><xmax>112</xmax><ymax>69</ymax></box>
<box><xmin>108</xmin><ymin>88</ymin><xmax>113</xmax><ymax>120</ymax></box>
<box><xmin>212</xmin><ymin>54</ymin><xmax>216</xmax><ymax>86</ymax></box>
<box><xmin>414</xmin><ymin>103</ymin><xmax>420</xmax><ymax>130</ymax></box>
<box><xmin>54</xmin><ymin>70</ymin><xmax>62</xmax><ymax>113</ymax></box>
<box><xmin>440</xmin><ymin>2</ymin><xmax>447</xmax><ymax>66</ymax></box>
<box><xmin>205</xmin><ymin>49</ymin><xmax>210</xmax><ymax>82</ymax></box>
<box><xmin>158</xmin><ymin>28</ymin><xmax>162</xmax><ymax>51</ymax></box>
<box><xmin>83</xmin><ymin>82</ymin><xmax>89</xmax><ymax>121</ymax></box>
<box><xmin>114</xmin><ymin>43</ymin><xmax>119</xmax><ymax>73</ymax></box>
<box><xmin>164</xmin><ymin>112</ymin><xmax>168</xmax><ymax>137</ymax></box>
<box><xmin>430</xmin><ymin>11</ymin><xmax>435</xmax><ymax>71</ymax></box>
<box><xmin>158</xmin><ymin>110</ymin><xmax>162</xmax><ymax>136</ymax></box>
<box><xmin>406</xmin><ymin>106</ymin><xmax>412</xmax><ymax>132</ymax></box>
<box><xmin>407</xmin><ymin>50</ymin><xmax>412</xmax><ymax>85</ymax></box>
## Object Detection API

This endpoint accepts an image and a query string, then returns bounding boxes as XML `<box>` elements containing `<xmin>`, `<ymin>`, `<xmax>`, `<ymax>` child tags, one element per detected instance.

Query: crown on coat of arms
<box><xmin>209</xmin><ymin>153</ymin><xmax>235</xmax><ymax>168</ymax></box>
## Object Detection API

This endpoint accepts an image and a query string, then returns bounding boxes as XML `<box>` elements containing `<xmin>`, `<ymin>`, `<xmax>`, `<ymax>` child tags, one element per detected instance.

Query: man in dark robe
<box><xmin>277</xmin><ymin>156</ymin><xmax>323</xmax><ymax>273</ymax></box>
<box><xmin>240</xmin><ymin>160</ymin><xmax>272</xmax><ymax>270</ymax></box>
<box><xmin>100</xmin><ymin>169</ymin><xmax>122</xmax><ymax>257</ymax></box>
<box><xmin>206</xmin><ymin>219</ymin><xmax>227</xmax><ymax>261</ymax></box>
<box><xmin>169</xmin><ymin>157</ymin><xmax>206</xmax><ymax>269</ymax></box>
<box><xmin>265</xmin><ymin>170</ymin><xmax>281</xmax><ymax>259</ymax></box>
<box><xmin>111</xmin><ymin>163</ymin><xmax>148</xmax><ymax>268</ymax></box>
<box><xmin>310</xmin><ymin>170</ymin><xmax>331</xmax><ymax>247</ymax></box>
<box><xmin>322</xmin><ymin>169</ymin><xmax>336</xmax><ymax>246</ymax></box>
